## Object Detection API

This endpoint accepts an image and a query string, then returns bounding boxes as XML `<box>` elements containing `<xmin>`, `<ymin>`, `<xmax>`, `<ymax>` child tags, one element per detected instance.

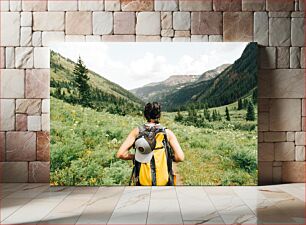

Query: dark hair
<box><xmin>144</xmin><ymin>102</ymin><xmax>161</xmax><ymax>122</ymax></box>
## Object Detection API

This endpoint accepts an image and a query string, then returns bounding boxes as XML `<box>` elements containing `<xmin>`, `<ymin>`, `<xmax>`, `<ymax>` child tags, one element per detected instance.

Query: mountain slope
<box><xmin>198</xmin><ymin>64</ymin><xmax>231</xmax><ymax>82</ymax></box>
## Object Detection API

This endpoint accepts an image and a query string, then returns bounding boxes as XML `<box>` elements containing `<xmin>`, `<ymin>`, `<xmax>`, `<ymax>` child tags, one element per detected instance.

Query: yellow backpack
<box><xmin>130</xmin><ymin>124</ymin><xmax>176</xmax><ymax>186</ymax></box>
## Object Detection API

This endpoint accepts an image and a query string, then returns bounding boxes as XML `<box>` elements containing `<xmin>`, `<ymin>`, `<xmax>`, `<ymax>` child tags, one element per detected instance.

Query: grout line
<box><xmin>105</xmin><ymin>186</ymin><xmax>126</xmax><ymax>225</ymax></box>
<box><xmin>174</xmin><ymin>187</ymin><xmax>185</xmax><ymax>224</ymax></box>
<box><xmin>145</xmin><ymin>186</ymin><xmax>152</xmax><ymax>225</ymax></box>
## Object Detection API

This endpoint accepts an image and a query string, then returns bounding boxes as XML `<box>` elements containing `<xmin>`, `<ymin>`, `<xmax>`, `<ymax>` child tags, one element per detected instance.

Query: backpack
<box><xmin>129</xmin><ymin>124</ymin><xmax>176</xmax><ymax>186</ymax></box>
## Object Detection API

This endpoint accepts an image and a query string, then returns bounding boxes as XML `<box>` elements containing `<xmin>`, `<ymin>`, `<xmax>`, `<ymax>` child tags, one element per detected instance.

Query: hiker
<box><xmin>116</xmin><ymin>102</ymin><xmax>184</xmax><ymax>186</ymax></box>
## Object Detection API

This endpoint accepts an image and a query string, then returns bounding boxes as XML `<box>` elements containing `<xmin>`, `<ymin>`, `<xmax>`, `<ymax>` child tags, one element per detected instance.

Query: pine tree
<box><xmin>252</xmin><ymin>89</ymin><xmax>257</xmax><ymax>104</ymax></box>
<box><xmin>174</xmin><ymin>110</ymin><xmax>184</xmax><ymax>122</ymax></box>
<box><xmin>238</xmin><ymin>98</ymin><xmax>243</xmax><ymax>110</ymax></box>
<box><xmin>246</xmin><ymin>101</ymin><xmax>255</xmax><ymax>121</ymax></box>
<box><xmin>212</xmin><ymin>110</ymin><xmax>217</xmax><ymax>121</ymax></box>
<box><xmin>73</xmin><ymin>56</ymin><xmax>90</xmax><ymax>106</ymax></box>
<box><xmin>225</xmin><ymin>107</ymin><xmax>231</xmax><ymax>121</ymax></box>
<box><xmin>204</xmin><ymin>108</ymin><xmax>211</xmax><ymax>121</ymax></box>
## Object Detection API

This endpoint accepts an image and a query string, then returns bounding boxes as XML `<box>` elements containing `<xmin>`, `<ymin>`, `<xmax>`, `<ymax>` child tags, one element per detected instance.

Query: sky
<box><xmin>50</xmin><ymin>42</ymin><xmax>249</xmax><ymax>90</ymax></box>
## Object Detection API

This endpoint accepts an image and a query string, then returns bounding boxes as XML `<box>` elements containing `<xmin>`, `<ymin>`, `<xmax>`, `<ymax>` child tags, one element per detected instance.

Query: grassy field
<box><xmin>51</xmin><ymin>97</ymin><xmax>257</xmax><ymax>186</ymax></box>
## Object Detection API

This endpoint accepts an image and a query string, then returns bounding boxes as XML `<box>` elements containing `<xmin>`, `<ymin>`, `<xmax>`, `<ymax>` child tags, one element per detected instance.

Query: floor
<box><xmin>0</xmin><ymin>183</ymin><xmax>305</xmax><ymax>224</ymax></box>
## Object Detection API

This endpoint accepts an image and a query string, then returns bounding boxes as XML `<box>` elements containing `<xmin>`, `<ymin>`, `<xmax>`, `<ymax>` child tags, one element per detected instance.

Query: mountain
<box><xmin>198</xmin><ymin>64</ymin><xmax>231</xmax><ymax>82</ymax></box>
<box><xmin>159</xmin><ymin>42</ymin><xmax>258</xmax><ymax>111</ymax></box>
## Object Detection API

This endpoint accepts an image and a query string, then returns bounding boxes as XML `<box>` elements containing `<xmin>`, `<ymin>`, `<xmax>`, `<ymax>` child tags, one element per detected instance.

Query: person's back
<box><xmin>116</xmin><ymin>102</ymin><xmax>184</xmax><ymax>186</ymax></box>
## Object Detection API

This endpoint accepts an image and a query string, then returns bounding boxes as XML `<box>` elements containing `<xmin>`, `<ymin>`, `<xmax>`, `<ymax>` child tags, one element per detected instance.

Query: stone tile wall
<box><xmin>0</xmin><ymin>0</ymin><xmax>305</xmax><ymax>184</ymax></box>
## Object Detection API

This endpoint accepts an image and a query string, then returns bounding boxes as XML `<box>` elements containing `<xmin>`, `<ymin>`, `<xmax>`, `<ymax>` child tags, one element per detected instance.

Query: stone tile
<box><xmin>264</xmin><ymin>132</ymin><xmax>286</xmax><ymax>142</ymax></box>
<box><xmin>66</xmin><ymin>12</ymin><xmax>92</xmax><ymax>35</ymax></box>
<box><xmin>6</xmin><ymin>132</ymin><xmax>36</xmax><ymax>161</ymax></box>
<box><xmin>291</xmin><ymin>18</ymin><xmax>304</xmax><ymax>47</ymax></box>
<box><xmin>1</xmin><ymin>12</ymin><xmax>20</xmax><ymax>46</ymax></box>
<box><xmin>25</xmin><ymin>69</ymin><xmax>50</xmax><ymax>99</ymax></box>
<box><xmin>22</xmin><ymin>0</ymin><xmax>47</xmax><ymax>11</ymax></box>
<box><xmin>301</xmin><ymin>47</ymin><xmax>305</xmax><ymax>69</ymax></box>
<box><xmin>254</xmin><ymin>12</ymin><xmax>268</xmax><ymax>46</ymax></box>
<box><xmin>258</xmin><ymin>131</ymin><xmax>264</xmax><ymax>142</ymax></box>
<box><xmin>303</xmin><ymin>99</ymin><xmax>306</xmax><ymax>117</ymax></box>
<box><xmin>27</xmin><ymin>116</ymin><xmax>41</xmax><ymax>131</ymax></box>
<box><xmin>32</xmin><ymin>31</ymin><xmax>42</xmax><ymax>47</ymax></box>
<box><xmin>290</xmin><ymin>47</ymin><xmax>301</xmax><ymax>69</ymax></box>
<box><xmin>269</xmin><ymin>18</ymin><xmax>291</xmax><ymax>46</ymax></box>
<box><xmin>179</xmin><ymin>0</ymin><xmax>212</xmax><ymax>11</ymax></box>
<box><xmin>175</xmin><ymin>30</ymin><xmax>190</xmax><ymax>37</ymax></box>
<box><xmin>191</xmin><ymin>12</ymin><xmax>222</xmax><ymax>35</ymax></box>
<box><xmin>102</xmin><ymin>35</ymin><xmax>135</xmax><ymax>42</ymax></box>
<box><xmin>282</xmin><ymin>162</ymin><xmax>305</xmax><ymax>182</ymax></box>
<box><xmin>191</xmin><ymin>35</ymin><xmax>208</xmax><ymax>42</ymax></box>
<box><xmin>20</xmin><ymin>27</ymin><xmax>32</xmax><ymax>47</ymax></box>
<box><xmin>29</xmin><ymin>161</ymin><xmax>50</xmax><ymax>183</ymax></box>
<box><xmin>269</xmin><ymin>99</ymin><xmax>301</xmax><ymax>131</ymax></box>
<box><xmin>85</xmin><ymin>35</ymin><xmax>102</xmax><ymax>42</ymax></box>
<box><xmin>242</xmin><ymin>0</ymin><xmax>265</xmax><ymax>11</ymax></box>
<box><xmin>295</xmin><ymin>146</ymin><xmax>305</xmax><ymax>161</ymax></box>
<box><xmin>16</xmin><ymin>114</ymin><xmax>27</xmax><ymax>131</ymax></box>
<box><xmin>37</xmin><ymin>131</ymin><xmax>50</xmax><ymax>161</ymax></box>
<box><xmin>16</xmin><ymin>99</ymin><xmax>41</xmax><ymax>115</ymax></box>
<box><xmin>258</xmin><ymin>143</ymin><xmax>274</xmax><ymax>161</ymax></box>
<box><xmin>258</xmin><ymin>47</ymin><xmax>276</xmax><ymax>69</ymax></box>
<box><xmin>275</xmin><ymin>142</ymin><xmax>295</xmax><ymax>161</ymax></box>
<box><xmin>155</xmin><ymin>0</ymin><xmax>178</xmax><ymax>11</ymax></box>
<box><xmin>213</xmin><ymin>0</ymin><xmax>242</xmax><ymax>11</ymax></box>
<box><xmin>258</xmin><ymin>162</ymin><xmax>273</xmax><ymax>185</ymax></box>
<box><xmin>34</xmin><ymin>47</ymin><xmax>50</xmax><ymax>69</ymax></box>
<box><xmin>1</xmin><ymin>0</ymin><xmax>9</xmax><ymax>11</ymax></box>
<box><xmin>136</xmin><ymin>35</ymin><xmax>161</xmax><ymax>42</ymax></box>
<box><xmin>268</xmin><ymin>12</ymin><xmax>290</xmax><ymax>17</ymax></box>
<box><xmin>15</xmin><ymin>47</ymin><xmax>33</xmax><ymax>69</ymax></box>
<box><xmin>65</xmin><ymin>35</ymin><xmax>86</xmax><ymax>42</ymax></box>
<box><xmin>208</xmin><ymin>35</ymin><xmax>222</xmax><ymax>42</ymax></box>
<box><xmin>299</xmin><ymin>0</ymin><xmax>304</xmax><ymax>11</ymax></box>
<box><xmin>0</xmin><ymin>132</ymin><xmax>5</xmax><ymax>161</ymax></box>
<box><xmin>78</xmin><ymin>0</ymin><xmax>104</xmax><ymax>10</ymax></box>
<box><xmin>33</xmin><ymin>12</ymin><xmax>65</xmax><ymax>31</ymax></box>
<box><xmin>161</xmin><ymin>12</ymin><xmax>172</xmax><ymax>29</ymax></box>
<box><xmin>266</xmin><ymin>0</ymin><xmax>294</xmax><ymax>11</ymax></box>
<box><xmin>161</xmin><ymin>29</ymin><xmax>174</xmax><ymax>37</ymax></box>
<box><xmin>276</xmin><ymin>47</ymin><xmax>289</xmax><ymax>69</ymax></box>
<box><xmin>21</xmin><ymin>12</ymin><xmax>32</xmax><ymax>27</ymax></box>
<box><xmin>42</xmin><ymin>32</ymin><xmax>65</xmax><ymax>47</ymax></box>
<box><xmin>0</xmin><ymin>162</ymin><xmax>28</xmax><ymax>182</ymax></box>
<box><xmin>223</xmin><ymin>12</ymin><xmax>253</xmax><ymax>41</ymax></box>
<box><xmin>136</xmin><ymin>12</ymin><xmax>160</xmax><ymax>35</ymax></box>
<box><xmin>42</xmin><ymin>99</ymin><xmax>50</xmax><ymax>113</ymax></box>
<box><xmin>5</xmin><ymin>47</ymin><xmax>14</xmax><ymax>69</ymax></box>
<box><xmin>48</xmin><ymin>0</ymin><xmax>78</xmax><ymax>11</ymax></box>
<box><xmin>173</xmin><ymin>12</ymin><xmax>190</xmax><ymax>31</ymax></box>
<box><xmin>93</xmin><ymin>12</ymin><xmax>113</xmax><ymax>35</ymax></box>
<box><xmin>0</xmin><ymin>47</ymin><xmax>4</xmax><ymax>69</ymax></box>
<box><xmin>41</xmin><ymin>113</ymin><xmax>50</xmax><ymax>131</ymax></box>
<box><xmin>0</xmin><ymin>69</ymin><xmax>24</xmax><ymax>98</ymax></box>
<box><xmin>291</xmin><ymin>12</ymin><xmax>305</xmax><ymax>18</ymax></box>
<box><xmin>161</xmin><ymin>37</ymin><xmax>172</xmax><ymax>42</ymax></box>
<box><xmin>258</xmin><ymin>112</ymin><xmax>269</xmax><ymax>131</ymax></box>
<box><xmin>173</xmin><ymin>37</ymin><xmax>190</xmax><ymax>42</ymax></box>
<box><xmin>258</xmin><ymin>69</ymin><xmax>304</xmax><ymax>98</ymax></box>
<box><xmin>121</xmin><ymin>0</ymin><xmax>153</xmax><ymax>11</ymax></box>
<box><xmin>114</xmin><ymin>12</ymin><xmax>135</xmax><ymax>35</ymax></box>
<box><xmin>286</xmin><ymin>132</ymin><xmax>295</xmax><ymax>142</ymax></box>
<box><xmin>295</xmin><ymin>132</ymin><xmax>305</xmax><ymax>146</ymax></box>
<box><xmin>105</xmin><ymin>0</ymin><xmax>120</xmax><ymax>11</ymax></box>
<box><xmin>258</xmin><ymin>98</ymin><xmax>269</xmax><ymax>112</ymax></box>
<box><xmin>0</xmin><ymin>99</ymin><xmax>15</xmax><ymax>131</ymax></box>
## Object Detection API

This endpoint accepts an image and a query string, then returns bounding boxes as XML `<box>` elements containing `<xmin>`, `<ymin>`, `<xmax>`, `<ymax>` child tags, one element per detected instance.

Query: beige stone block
<box><xmin>258</xmin><ymin>112</ymin><xmax>269</xmax><ymax>131</ymax></box>
<box><xmin>29</xmin><ymin>161</ymin><xmax>50</xmax><ymax>183</ymax></box>
<box><xmin>268</xmin><ymin>12</ymin><xmax>290</xmax><ymax>18</ymax></box>
<box><xmin>173</xmin><ymin>37</ymin><xmax>190</xmax><ymax>42</ymax></box>
<box><xmin>41</xmin><ymin>114</ymin><xmax>50</xmax><ymax>131</ymax></box>
<box><xmin>48</xmin><ymin>0</ymin><xmax>77</xmax><ymax>11</ymax></box>
<box><xmin>34</xmin><ymin>47</ymin><xmax>50</xmax><ymax>69</ymax></box>
<box><xmin>269</xmin><ymin>18</ymin><xmax>291</xmax><ymax>46</ymax></box>
<box><xmin>258</xmin><ymin>98</ymin><xmax>269</xmax><ymax>112</ymax></box>
<box><xmin>161</xmin><ymin>29</ymin><xmax>174</xmax><ymax>37</ymax></box>
<box><xmin>161</xmin><ymin>12</ymin><xmax>172</xmax><ymax>29</ymax></box>
<box><xmin>78</xmin><ymin>0</ymin><xmax>104</xmax><ymax>10</ymax></box>
<box><xmin>258</xmin><ymin>131</ymin><xmax>264</xmax><ymax>142</ymax></box>
<box><xmin>42</xmin><ymin>32</ymin><xmax>65</xmax><ymax>46</ymax></box>
<box><xmin>155</xmin><ymin>0</ymin><xmax>178</xmax><ymax>11</ymax></box>
<box><xmin>42</xmin><ymin>99</ymin><xmax>50</xmax><ymax>113</ymax></box>
<box><xmin>258</xmin><ymin>161</ymin><xmax>273</xmax><ymax>185</ymax></box>
<box><xmin>16</xmin><ymin>114</ymin><xmax>27</xmax><ymax>131</ymax></box>
<box><xmin>85</xmin><ymin>35</ymin><xmax>101</xmax><ymax>42</ymax></box>
<box><xmin>0</xmin><ymin>99</ymin><xmax>15</xmax><ymax>131</ymax></box>
<box><xmin>291</xmin><ymin>18</ymin><xmax>304</xmax><ymax>47</ymax></box>
<box><xmin>136</xmin><ymin>12</ymin><xmax>160</xmax><ymax>35</ymax></box>
<box><xmin>213</xmin><ymin>0</ymin><xmax>242</xmax><ymax>11</ymax></box>
<box><xmin>37</xmin><ymin>131</ymin><xmax>50</xmax><ymax>161</ymax></box>
<box><xmin>258</xmin><ymin>69</ymin><xmax>304</xmax><ymax>98</ymax></box>
<box><xmin>65</xmin><ymin>35</ymin><xmax>86</xmax><ymax>42</ymax></box>
<box><xmin>66</xmin><ymin>12</ymin><xmax>92</xmax><ymax>35</ymax></box>
<box><xmin>1</xmin><ymin>12</ymin><xmax>20</xmax><ymax>46</ymax></box>
<box><xmin>282</xmin><ymin>162</ymin><xmax>305</xmax><ymax>182</ymax></box>
<box><xmin>275</xmin><ymin>142</ymin><xmax>295</xmax><ymax>161</ymax></box>
<box><xmin>0</xmin><ymin>48</ymin><xmax>4</xmax><ymax>69</ymax></box>
<box><xmin>20</xmin><ymin>27</ymin><xmax>32</xmax><ymax>47</ymax></box>
<box><xmin>33</xmin><ymin>12</ymin><xmax>64</xmax><ymax>31</ymax></box>
<box><xmin>223</xmin><ymin>12</ymin><xmax>253</xmax><ymax>42</ymax></box>
<box><xmin>291</xmin><ymin>12</ymin><xmax>305</xmax><ymax>18</ymax></box>
<box><xmin>21</xmin><ymin>12</ymin><xmax>32</xmax><ymax>27</ymax></box>
<box><xmin>105</xmin><ymin>0</ymin><xmax>120</xmax><ymax>11</ymax></box>
<box><xmin>258</xmin><ymin>47</ymin><xmax>276</xmax><ymax>69</ymax></box>
<box><xmin>290</xmin><ymin>47</ymin><xmax>301</xmax><ymax>69</ymax></box>
<box><xmin>242</xmin><ymin>0</ymin><xmax>265</xmax><ymax>11</ymax></box>
<box><xmin>269</xmin><ymin>99</ymin><xmax>301</xmax><ymax>131</ymax></box>
<box><xmin>0</xmin><ymin>162</ymin><xmax>28</xmax><ymax>182</ymax></box>
<box><xmin>5</xmin><ymin>47</ymin><xmax>15</xmax><ymax>69</ymax></box>
<box><xmin>114</xmin><ymin>12</ymin><xmax>135</xmax><ymax>35</ymax></box>
<box><xmin>25</xmin><ymin>69</ymin><xmax>50</xmax><ymax>98</ymax></box>
<box><xmin>32</xmin><ymin>31</ymin><xmax>42</xmax><ymax>47</ymax></box>
<box><xmin>295</xmin><ymin>146</ymin><xmax>305</xmax><ymax>161</ymax></box>
<box><xmin>254</xmin><ymin>12</ymin><xmax>268</xmax><ymax>46</ymax></box>
<box><xmin>264</xmin><ymin>132</ymin><xmax>286</xmax><ymax>142</ymax></box>
<box><xmin>121</xmin><ymin>0</ymin><xmax>153</xmax><ymax>11</ymax></box>
<box><xmin>6</xmin><ymin>131</ymin><xmax>36</xmax><ymax>161</ymax></box>
<box><xmin>208</xmin><ymin>35</ymin><xmax>222</xmax><ymax>42</ymax></box>
<box><xmin>22</xmin><ymin>0</ymin><xmax>47</xmax><ymax>11</ymax></box>
<box><xmin>272</xmin><ymin>166</ymin><xmax>282</xmax><ymax>184</ymax></box>
<box><xmin>191</xmin><ymin>35</ymin><xmax>208</xmax><ymax>42</ymax></box>
<box><xmin>93</xmin><ymin>12</ymin><xmax>113</xmax><ymax>35</ymax></box>
<box><xmin>266</xmin><ymin>0</ymin><xmax>294</xmax><ymax>11</ymax></box>
<box><xmin>295</xmin><ymin>132</ymin><xmax>305</xmax><ymax>146</ymax></box>
<box><xmin>276</xmin><ymin>47</ymin><xmax>289</xmax><ymax>69</ymax></box>
<box><xmin>301</xmin><ymin>47</ymin><xmax>305</xmax><ymax>69</ymax></box>
<box><xmin>0</xmin><ymin>69</ymin><xmax>24</xmax><ymax>98</ymax></box>
<box><xmin>102</xmin><ymin>35</ymin><xmax>135</xmax><ymax>42</ymax></box>
<box><xmin>303</xmin><ymin>99</ymin><xmax>306</xmax><ymax>117</ymax></box>
<box><xmin>173</xmin><ymin>12</ymin><xmax>190</xmax><ymax>31</ymax></box>
<box><xmin>191</xmin><ymin>12</ymin><xmax>222</xmax><ymax>35</ymax></box>
<box><xmin>27</xmin><ymin>115</ymin><xmax>41</xmax><ymax>131</ymax></box>
<box><xmin>136</xmin><ymin>36</ymin><xmax>161</xmax><ymax>42</ymax></box>
<box><xmin>258</xmin><ymin>143</ymin><xmax>274</xmax><ymax>161</ymax></box>
<box><xmin>179</xmin><ymin>0</ymin><xmax>212</xmax><ymax>11</ymax></box>
<box><xmin>175</xmin><ymin>30</ymin><xmax>190</xmax><ymax>37</ymax></box>
<box><xmin>16</xmin><ymin>99</ymin><xmax>41</xmax><ymax>115</ymax></box>
<box><xmin>161</xmin><ymin>37</ymin><xmax>172</xmax><ymax>42</ymax></box>
<box><xmin>15</xmin><ymin>47</ymin><xmax>33</xmax><ymax>69</ymax></box>
<box><xmin>299</xmin><ymin>0</ymin><xmax>304</xmax><ymax>11</ymax></box>
<box><xmin>0</xmin><ymin>0</ymin><xmax>9</xmax><ymax>11</ymax></box>
<box><xmin>0</xmin><ymin>132</ymin><xmax>5</xmax><ymax>161</ymax></box>
<box><xmin>286</xmin><ymin>132</ymin><xmax>295</xmax><ymax>142</ymax></box>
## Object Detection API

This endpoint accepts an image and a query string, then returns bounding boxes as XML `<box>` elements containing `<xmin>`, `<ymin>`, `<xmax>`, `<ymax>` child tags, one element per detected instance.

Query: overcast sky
<box><xmin>50</xmin><ymin>42</ymin><xmax>248</xmax><ymax>90</ymax></box>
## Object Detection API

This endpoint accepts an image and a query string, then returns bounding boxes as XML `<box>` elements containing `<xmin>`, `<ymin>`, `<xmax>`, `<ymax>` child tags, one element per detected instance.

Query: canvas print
<box><xmin>50</xmin><ymin>42</ymin><xmax>258</xmax><ymax>186</ymax></box>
